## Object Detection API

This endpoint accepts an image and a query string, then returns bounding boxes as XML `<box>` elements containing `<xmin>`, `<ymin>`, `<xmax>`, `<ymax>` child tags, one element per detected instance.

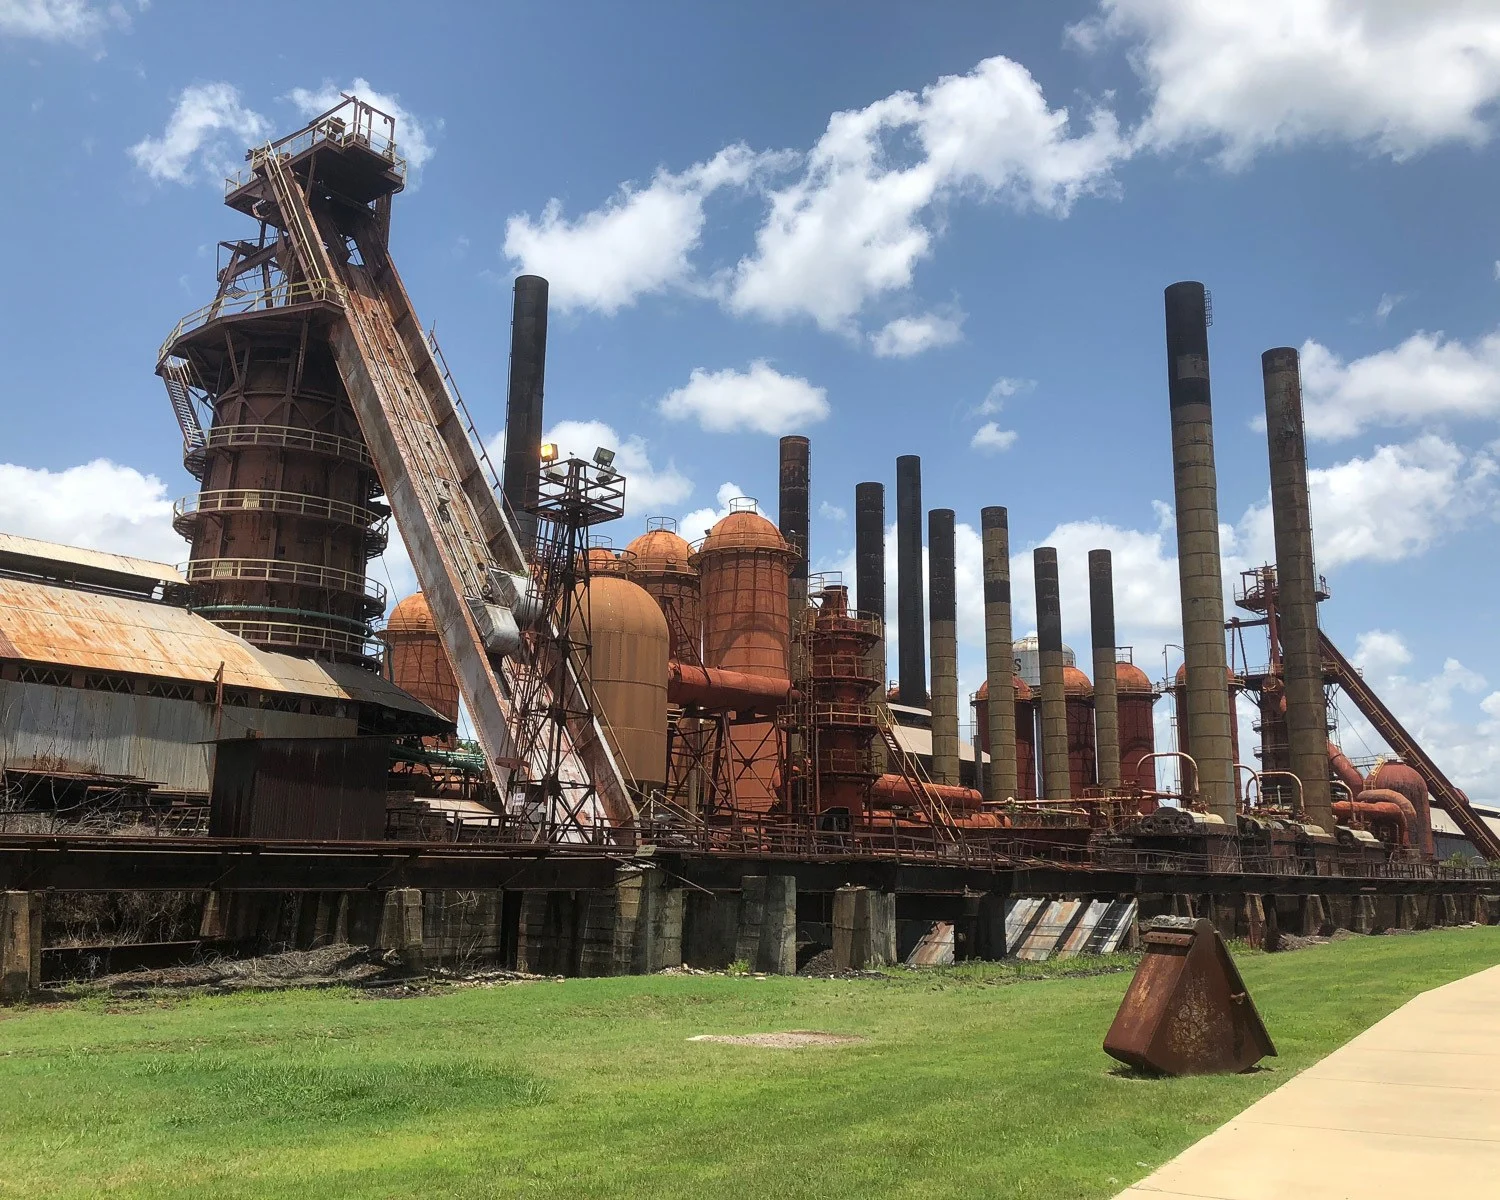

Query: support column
<box><xmin>378</xmin><ymin>887</ymin><xmax>426</xmax><ymax>970</ymax></box>
<box><xmin>1164</xmin><ymin>282</ymin><xmax>1237</xmax><ymax>820</ymax></box>
<box><xmin>1089</xmin><ymin>549</ymin><xmax>1122</xmax><ymax>791</ymax></box>
<box><xmin>928</xmin><ymin>508</ymin><xmax>960</xmax><ymax>785</ymax></box>
<box><xmin>832</xmin><ymin>887</ymin><xmax>896</xmax><ymax>971</ymax></box>
<box><xmin>1262</xmin><ymin>347</ymin><xmax>1335</xmax><ymax>834</ymax></box>
<box><xmin>982</xmin><ymin>506</ymin><xmax>1017</xmax><ymax>803</ymax></box>
<box><xmin>1035</xmin><ymin>547</ymin><xmax>1070</xmax><ymax>800</ymax></box>
<box><xmin>1</xmin><ymin>892</ymin><xmax>33</xmax><ymax>1003</ymax></box>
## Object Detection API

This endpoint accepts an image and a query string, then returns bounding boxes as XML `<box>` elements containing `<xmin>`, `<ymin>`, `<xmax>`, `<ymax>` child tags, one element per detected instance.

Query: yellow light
<box><xmin>539</xmin><ymin>442</ymin><xmax>559</xmax><ymax>464</ymax></box>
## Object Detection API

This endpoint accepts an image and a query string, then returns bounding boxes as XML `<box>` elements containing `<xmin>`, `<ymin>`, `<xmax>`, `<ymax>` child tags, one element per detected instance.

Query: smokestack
<box><xmin>1262</xmin><ymin>348</ymin><xmax>1335</xmax><ymax>833</ymax></box>
<box><xmin>895</xmin><ymin>455</ymin><xmax>927</xmax><ymax>706</ymax></box>
<box><xmin>1089</xmin><ymin>549</ymin><xmax>1122</xmax><ymax>790</ymax></box>
<box><xmin>502</xmin><ymin>274</ymin><xmax>549</xmax><ymax>553</ymax></box>
<box><xmin>1034</xmin><ymin>547</ymin><xmax>1070</xmax><ymax>800</ymax></box>
<box><xmin>928</xmin><ymin>509</ymin><xmax>959</xmax><ymax>785</ymax></box>
<box><xmin>1164</xmin><ymin>282</ymin><xmax>1236</xmax><ymax>820</ymax></box>
<box><xmin>778</xmin><ymin>436</ymin><xmax>810</xmax><ymax>619</ymax></box>
<box><xmin>855</xmin><ymin>482</ymin><xmax>886</xmax><ymax>690</ymax></box>
<box><xmin>982</xmin><ymin>507</ymin><xmax>1017</xmax><ymax>802</ymax></box>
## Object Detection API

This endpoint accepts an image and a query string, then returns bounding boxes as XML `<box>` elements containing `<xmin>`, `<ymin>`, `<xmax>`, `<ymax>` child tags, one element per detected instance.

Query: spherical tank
<box><xmin>626</xmin><ymin>520</ymin><xmax>701</xmax><ymax>663</ymax></box>
<box><xmin>570</xmin><ymin>575</ymin><xmax>670</xmax><ymax>792</ymax></box>
<box><xmin>585</xmin><ymin>546</ymin><xmax>634</xmax><ymax>577</ymax></box>
<box><xmin>383</xmin><ymin>592</ymin><xmax>459</xmax><ymax>725</ymax></box>
<box><xmin>1368</xmin><ymin>759</ymin><xmax>1433</xmax><ymax>857</ymax></box>
<box><xmin>1063</xmin><ymin>665</ymin><xmax>1096</xmax><ymax>795</ymax></box>
<box><xmin>690</xmin><ymin>503</ymin><xmax>796</xmax><ymax>679</ymax></box>
<box><xmin>1116</xmin><ymin>661</ymin><xmax>1157</xmax><ymax>791</ymax></box>
<box><xmin>1014</xmin><ymin>675</ymin><xmax>1038</xmax><ymax>801</ymax></box>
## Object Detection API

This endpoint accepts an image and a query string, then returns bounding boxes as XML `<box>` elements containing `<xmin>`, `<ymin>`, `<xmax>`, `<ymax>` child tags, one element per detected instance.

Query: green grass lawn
<box><xmin>1</xmin><ymin>927</ymin><xmax>1496</xmax><ymax>1200</ymax></box>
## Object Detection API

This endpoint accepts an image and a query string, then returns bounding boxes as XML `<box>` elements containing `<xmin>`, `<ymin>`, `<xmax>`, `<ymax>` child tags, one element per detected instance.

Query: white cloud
<box><xmin>1493</xmin><ymin>260</ymin><xmax>1500</xmax><ymax>282</ymax></box>
<box><xmin>818</xmin><ymin>500</ymin><xmax>847</xmax><ymax>522</ymax></box>
<box><xmin>970</xmin><ymin>422</ymin><xmax>1018</xmax><ymax>453</ymax></box>
<box><xmin>728</xmin><ymin>55</ymin><xmax>1127</xmax><ymax>330</ymax></box>
<box><xmin>657</xmin><ymin>361</ymin><xmax>829</xmax><ymax>435</ymax></box>
<box><xmin>1374</xmin><ymin>292</ymin><xmax>1403</xmax><ymax>324</ymax></box>
<box><xmin>0</xmin><ymin>0</ymin><xmax>126</xmax><ymax>43</ymax></box>
<box><xmin>678</xmin><ymin>482</ymin><xmax>747</xmax><ymax>543</ymax></box>
<box><xmin>1071</xmin><ymin>1</ymin><xmax>1500</xmax><ymax>167</ymax></box>
<box><xmin>1300</xmin><ymin>328</ymin><xmax>1500</xmax><ymax>440</ymax></box>
<box><xmin>869</xmin><ymin>311</ymin><xmax>965</xmax><ymax>357</ymax></box>
<box><xmin>0</xmin><ymin>459</ymin><xmax>182</xmax><ymax>564</ymax></box>
<box><xmin>503</xmin><ymin>146</ymin><xmax>781</xmax><ymax>315</ymax></box>
<box><xmin>128</xmin><ymin>82</ymin><xmax>270</xmax><ymax>185</ymax></box>
<box><xmin>977</xmin><ymin>375</ymin><xmax>1036</xmax><ymax>415</ymax></box>
<box><xmin>287</xmin><ymin>77</ymin><xmax>438</xmax><ymax>173</ymax></box>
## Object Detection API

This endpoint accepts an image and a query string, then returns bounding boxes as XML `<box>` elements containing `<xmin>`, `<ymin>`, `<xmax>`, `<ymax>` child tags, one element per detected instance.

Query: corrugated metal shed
<box><xmin>210</xmin><ymin>736</ymin><xmax>390</xmax><ymax>840</ymax></box>
<box><xmin>0</xmin><ymin>576</ymin><xmax>433</xmax><ymax>719</ymax></box>
<box><xmin>0</xmin><ymin>533</ymin><xmax>185</xmax><ymax>592</ymax></box>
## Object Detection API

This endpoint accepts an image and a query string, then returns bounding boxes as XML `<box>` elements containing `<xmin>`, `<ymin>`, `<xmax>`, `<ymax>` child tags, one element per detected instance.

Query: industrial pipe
<box><xmin>1088</xmin><ymin>549</ymin><xmax>1122</xmax><ymax>790</ymax></box>
<box><xmin>928</xmin><ymin>509</ymin><xmax>960</xmax><ymax>785</ymax></box>
<box><xmin>1164</xmin><ymin>281</ymin><xmax>1237</xmax><ymax>820</ymax></box>
<box><xmin>855</xmin><ymin>482</ymin><xmax>886</xmax><ymax>691</ymax></box>
<box><xmin>1034</xmin><ymin>547</ymin><xmax>1070</xmax><ymax>800</ymax></box>
<box><xmin>779</xmin><ymin>436</ymin><xmax>810</xmax><ymax>620</ymax></box>
<box><xmin>1263</xmin><ymin>348</ymin><xmax>1334</xmax><ymax>833</ymax></box>
<box><xmin>1136</xmin><ymin>751</ymin><xmax>1199</xmax><ymax>799</ymax></box>
<box><xmin>895</xmin><ymin>455</ymin><xmax>927</xmax><ymax>706</ymax></box>
<box><xmin>981</xmin><ymin>506</ymin><xmax>1017</xmax><ymax>802</ymax></box>
<box><xmin>502</xmin><ymin>274</ymin><xmax>549</xmax><ymax>554</ymax></box>
<box><xmin>869</xmin><ymin>774</ymin><xmax>984</xmax><ymax>815</ymax></box>
<box><xmin>667</xmin><ymin>662</ymin><xmax>790</xmax><ymax>713</ymax></box>
<box><xmin>1335</xmin><ymin>789</ymin><xmax>1415</xmax><ymax>848</ymax></box>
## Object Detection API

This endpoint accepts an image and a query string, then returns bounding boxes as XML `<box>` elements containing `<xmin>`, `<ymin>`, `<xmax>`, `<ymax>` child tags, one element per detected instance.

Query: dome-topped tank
<box><xmin>691</xmin><ymin>499</ymin><xmax>796</xmax><ymax>679</ymax></box>
<box><xmin>1368</xmin><ymin>759</ymin><xmax>1433</xmax><ymax>857</ymax></box>
<box><xmin>1015</xmin><ymin>632</ymin><xmax>1076</xmax><ymax>688</ymax></box>
<box><xmin>383</xmin><ymin>592</ymin><xmax>459</xmax><ymax>725</ymax></box>
<box><xmin>626</xmin><ymin>517</ymin><xmax>701</xmax><ymax>663</ymax></box>
<box><xmin>571</xmin><ymin>574</ymin><xmax>669</xmax><ymax>792</ymax></box>
<box><xmin>585</xmin><ymin>544</ymin><xmax>634</xmax><ymax>577</ymax></box>
<box><xmin>1063</xmin><ymin>664</ymin><xmax>1095</xmax><ymax>795</ymax></box>
<box><xmin>1116</xmin><ymin>660</ymin><xmax>1157</xmax><ymax>792</ymax></box>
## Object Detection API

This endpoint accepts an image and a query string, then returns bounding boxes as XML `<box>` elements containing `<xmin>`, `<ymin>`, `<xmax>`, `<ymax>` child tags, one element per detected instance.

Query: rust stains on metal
<box><xmin>1104</xmin><ymin>916</ymin><xmax>1276</xmax><ymax>1076</ymax></box>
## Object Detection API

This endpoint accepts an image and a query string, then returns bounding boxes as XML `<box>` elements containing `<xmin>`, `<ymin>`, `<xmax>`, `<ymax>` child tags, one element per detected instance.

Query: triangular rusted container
<box><xmin>1104</xmin><ymin>916</ymin><xmax>1276</xmax><ymax>1076</ymax></box>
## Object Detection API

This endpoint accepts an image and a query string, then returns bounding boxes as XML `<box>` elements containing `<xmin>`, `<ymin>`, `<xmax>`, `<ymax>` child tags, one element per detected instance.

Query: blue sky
<box><xmin>4</xmin><ymin>1</ymin><xmax>1500</xmax><ymax>790</ymax></box>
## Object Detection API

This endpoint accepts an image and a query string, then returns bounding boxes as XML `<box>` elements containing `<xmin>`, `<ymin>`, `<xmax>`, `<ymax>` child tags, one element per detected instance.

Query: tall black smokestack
<box><xmin>779</xmin><ymin>436</ymin><xmax>811</xmax><ymax>619</ymax></box>
<box><xmin>928</xmin><ymin>509</ymin><xmax>959</xmax><ymax>785</ymax></box>
<box><xmin>895</xmin><ymin>455</ymin><xmax>927</xmax><ymax>707</ymax></box>
<box><xmin>1089</xmin><ymin>549</ymin><xmax>1122</xmax><ymax>790</ymax></box>
<box><xmin>1164</xmin><ymin>281</ymin><xmax>1236</xmax><ymax>820</ymax></box>
<box><xmin>981</xmin><ymin>506</ymin><xmax>1017</xmax><ymax>802</ymax></box>
<box><xmin>502</xmin><ymin>275</ymin><xmax>548</xmax><ymax>553</ymax></box>
<box><xmin>855</xmin><ymin>482</ymin><xmax>886</xmax><ymax>690</ymax></box>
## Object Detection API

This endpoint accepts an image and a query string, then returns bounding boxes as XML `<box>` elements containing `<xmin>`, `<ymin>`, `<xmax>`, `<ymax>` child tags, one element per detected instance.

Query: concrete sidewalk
<box><xmin>1116</xmin><ymin>962</ymin><xmax>1500</xmax><ymax>1199</ymax></box>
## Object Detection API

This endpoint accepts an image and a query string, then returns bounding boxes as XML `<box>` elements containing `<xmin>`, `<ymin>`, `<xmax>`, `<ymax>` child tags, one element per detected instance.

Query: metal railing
<box><xmin>182</xmin><ymin>557</ymin><xmax>386</xmax><ymax>604</ymax></box>
<box><xmin>200</xmin><ymin>424</ymin><xmax>373</xmax><ymax>467</ymax></box>
<box><xmin>203</xmin><ymin>615</ymin><xmax>381</xmax><ymax>661</ymax></box>
<box><xmin>173</xmin><ymin>488</ymin><xmax>389</xmax><ymax>532</ymax></box>
<box><xmin>157</xmin><ymin>278</ymin><xmax>338</xmax><ymax>365</ymax></box>
<box><xmin>224</xmin><ymin>109</ymin><xmax>407</xmax><ymax>196</ymax></box>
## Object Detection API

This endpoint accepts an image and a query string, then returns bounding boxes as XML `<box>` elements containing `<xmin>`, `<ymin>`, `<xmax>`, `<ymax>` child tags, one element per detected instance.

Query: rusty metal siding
<box><xmin>210</xmin><ymin>736</ymin><xmax>389</xmax><ymax>840</ymax></box>
<box><xmin>0</xmin><ymin>679</ymin><xmax>355</xmax><ymax>794</ymax></box>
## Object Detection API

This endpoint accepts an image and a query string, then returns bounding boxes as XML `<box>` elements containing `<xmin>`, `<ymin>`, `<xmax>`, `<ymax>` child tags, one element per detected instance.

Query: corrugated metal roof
<box><xmin>889</xmin><ymin>722</ymin><xmax>978</xmax><ymax>763</ymax></box>
<box><xmin>0</xmin><ymin>576</ymin><xmax>433</xmax><ymax>718</ymax></box>
<box><xmin>1429</xmin><ymin>805</ymin><xmax>1500</xmax><ymax>840</ymax></box>
<box><xmin>0</xmin><ymin>532</ymin><xmax>185</xmax><ymax>588</ymax></box>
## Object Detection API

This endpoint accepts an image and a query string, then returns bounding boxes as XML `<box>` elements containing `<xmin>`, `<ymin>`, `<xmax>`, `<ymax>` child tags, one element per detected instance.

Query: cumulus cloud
<box><xmin>657</xmin><ymin>361</ymin><xmax>829</xmax><ymax>435</ymax></box>
<box><xmin>287</xmin><ymin>77</ymin><xmax>437</xmax><ymax>173</ymax></box>
<box><xmin>727</xmin><ymin>55</ymin><xmax>1127</xmax><ymax>331</ymax></box>
<box><xmin>0</xmin><ymin>459</ymin><xmax>182</xmax><ymax>564</ymax></box>
<box><xmin>869</xmin><ymin>311</ymin><xmax>965</xmax><ymax>357</ymax></box>
<box><xmin>128</xmin><ymin>83</ymin><xmax>270</xmax><ymax>185</ymax></box>
<box><xmin>1300</xmin><ymin>328</ymin><xmax>1500</xmax><ymax>440</ymax></box>
<box><xmin>0</xmin><ymin>0</ymin><xmax>128</xmax><ymax>43</ymax></box>
<box><xmin>1070</xmin><ymin>0</ymin><xmax>1500</xmax><ymax>166</ymax></box>
<box><xmin>503</xmin><ymin>146</ymin><xmax>782</xmax><ymax>315</ymax></box>
<box><xmin>819</xmin><ymin>500</ymin><xmax>847</xmax><ymax>522</ymax></box>
<box><xmin>970</xmin><ymin>422</ymin><xmax>1019</xmax><ymax>453</ymax></box>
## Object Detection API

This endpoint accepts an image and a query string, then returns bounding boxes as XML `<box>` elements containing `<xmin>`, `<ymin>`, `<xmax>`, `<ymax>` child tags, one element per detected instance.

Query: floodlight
<box><xmin>593</xmin><ymin>447</ymin><xmax>616</xmax><ymax>469</ymax></box>
<box><xmin>540</xmin><ymin>442</ymin><xmax>559</xmax><ymax>464</ymax></box>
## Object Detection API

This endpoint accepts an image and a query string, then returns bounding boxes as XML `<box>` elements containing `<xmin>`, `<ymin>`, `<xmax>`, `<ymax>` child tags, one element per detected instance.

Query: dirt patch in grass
<box><xmin>687</xmin><ymin>1030</ymin><xmax>864</xmax><ymax>1048</ymax></box>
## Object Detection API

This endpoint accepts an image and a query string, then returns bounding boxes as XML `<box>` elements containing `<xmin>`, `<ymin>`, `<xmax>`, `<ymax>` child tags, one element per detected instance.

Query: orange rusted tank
<box><xmin>1117</xmin><ymin>660</ymin><xmax>1157</xmax><ymax>792</ymax></box>
<box><xmin>383</xmin><ymin>592</ymin><xmax>459</xmax><ymax>726</ymax></box>
<box><xmin>691</xmin><ymin>501</ymin><xmax>796</xmax><ymax>811</ymax></box>
<box><xmin>1064</xmin><ymin>665</ymin><xmax>1096</xmax><ymax>795</ymax></box>
<box><xmin>1367</xmin><ymin>759</ymin><xmax>1433</xmax><ymax>857</ymax></box>
<box><xmin>571</xmin><ymin>575</ymin><xmax>669</xmax><ymax>793</ymax></box>
<box><xmin>627</xmin><ymin>517</ymin><xmax>702</xmax><ymax>664</ymax></box>
<box><xmin>585</xmin><ymin>544</ymin><xmax>634</xmax><ymax>577</ymax></box>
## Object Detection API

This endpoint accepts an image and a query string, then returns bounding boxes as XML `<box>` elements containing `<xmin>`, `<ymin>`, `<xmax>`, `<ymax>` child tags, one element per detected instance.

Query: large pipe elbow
<box><xmin>1333</xmin><ymin>788</ymin><xmax>1414</xmax><ymax>847</ymax></box>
